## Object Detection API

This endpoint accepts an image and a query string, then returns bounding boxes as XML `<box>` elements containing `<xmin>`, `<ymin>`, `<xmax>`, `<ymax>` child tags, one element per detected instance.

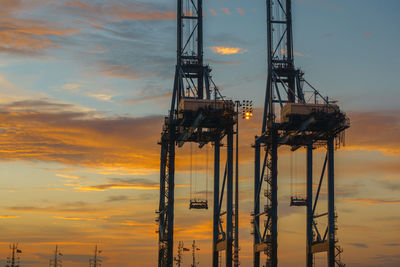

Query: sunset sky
<box><xmin>0</xmin><ymin>0</ymin><xmax>399</xmax><ymax>266</ymax></box>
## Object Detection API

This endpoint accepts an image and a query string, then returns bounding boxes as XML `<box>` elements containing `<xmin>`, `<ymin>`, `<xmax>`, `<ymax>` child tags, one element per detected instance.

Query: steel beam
<box><xmin>253</xmin><ymin>142</ymin><xmax>261</xmax><ymax>267</ymax></box>
<box><xmin>166</xmin><ymin>127</ymin><xmax>176</xmax><ymax>267</ymax></box>
<box><xmin>213</xmin><ymin>141</ymin><xmax>220</xmax><ymax>267</ymax></box>
<box><xmin>327</xmin><ymin>138</ymin><xmax>335</xmax><ymax>267</ymax></box>
<box><xmin>226</xmin><ymin>127</ymin><xmax>234</xmax><ymax>267</ymax></box>
<box><xmin>158</xmin><ymin>140</ymin><xmax>167</xmax><ymax>267</ymax></box>
<box><xmin>234</xmin><ymin>105</ymin><xmax>239</xmax><ymax>267</ymax></box>
<box><xmin>306</xmin><ymin>145</ymin><xmax>313</xmax><ymax>267</ymax></box>
<box><xmin>270</xmin><ymin>137</ymin><xmax>278</xmax><ymax>267</ymax></box>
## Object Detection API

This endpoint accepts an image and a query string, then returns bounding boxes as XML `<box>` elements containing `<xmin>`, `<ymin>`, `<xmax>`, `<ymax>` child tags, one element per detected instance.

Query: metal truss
<box><xmin>253</xmin><ymin>1</ymin><xmax>349</xmax><ymax>267</ymax></box>
<box><xmin>157</xmin><ymin>1</ymin><xmax>236</xmax><ymax>266</ymax></box>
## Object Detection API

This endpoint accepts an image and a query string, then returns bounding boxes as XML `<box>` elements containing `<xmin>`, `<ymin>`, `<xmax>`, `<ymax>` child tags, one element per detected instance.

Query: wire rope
<box><xmin>206</xmin><ymin>144</ymin><xmax>209</xmax><ymax>202</ymax></box>
<box><xmin>190</xmin><ymin>142</ymin><xmax>193</xmax><ymax>201</ymax></box>
<box><xmin>290</xmin><ymin>151</ymin><xmax>293</xmax><ymax>197</ymax></box>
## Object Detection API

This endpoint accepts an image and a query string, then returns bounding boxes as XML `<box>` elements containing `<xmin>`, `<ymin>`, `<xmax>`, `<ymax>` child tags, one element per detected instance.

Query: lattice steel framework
<box><xmin>157</xmin><ymin>1</ymin><xmax>236</xmax><ymax>266</ymax></box>
<box><xmin>252</xmin><ymin>1</ymin><xmax>349</xmax><ymax>267</ymax></box>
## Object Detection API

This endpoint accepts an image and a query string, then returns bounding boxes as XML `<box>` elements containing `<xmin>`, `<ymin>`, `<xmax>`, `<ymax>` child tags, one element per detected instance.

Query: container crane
<box><xmin>252</xmin><ymin>1</ymin><xmax>349</xmax><ymax>267</ymax></box>
<box><xmin>157</xmin><ymin>1</ymin><xmax>237</xmax><ymax>266</ymax></box>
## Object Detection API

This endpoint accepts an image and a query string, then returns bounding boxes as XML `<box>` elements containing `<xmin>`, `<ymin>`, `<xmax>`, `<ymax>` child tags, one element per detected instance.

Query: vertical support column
<box><xmin>167</xmin><ymin>127</ymin><xmax>176</xmax><ymax>267</ymax></box>
<box><xmin>285</xmin><ymin>0</ymin><xmax>294</xmax><ymax>63</ymax></box>
<box><xmin>253</xmin><ymin>140</ymin><xmax>261</xmax><ymax>267</ymax></box>
<box><xmin>177</xmin><ymin>0</ymin><xmax>182</xmax><ymax>65</ymax></box>
<box><xmin>271</xmin><ymin>137</ymin><xmax>278</xmax><ymax>267</ymax></box>
<box><xmin>285</xmin><ymin>0</ymin><xmax>296</xmax><ymax>102</ymax></box>
<box><xmin>197</xmin><ymin>0</ymin><xmax>204</xmax><ymax>98</ymax></box>
<box><xmin>158</xmin><ymin>140</ymin><xmax>167</xmax><ymax>267</ymax></box>
<box><xmin>226</xmin><ymin>127</ymin><xmax>234</xmax><ymax>267</ymax></box>
<box><xmin>306</xmin><ymin>144</ymin><xmax>313</xmax><ymax>267</ymax></box>
<box><xmin>234</xmin><ymin>105</ymin><xmax>239</xmax><ymax>267</ymax></box>
<box><xmin>327</xmin><ymin>138</ymin><xmax>335</xmax><ymax>267</ymax></box>
<box><xmin>213</xmin><ymin>141</ymin><xmax>221</xmax><ymax>267</ymax></box>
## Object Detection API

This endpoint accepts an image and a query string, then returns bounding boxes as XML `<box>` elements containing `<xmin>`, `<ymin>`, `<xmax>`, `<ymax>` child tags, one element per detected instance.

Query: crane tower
<box><xmin>252</xmin><ymin>1</ymin><xmax>349</xmax><ymax>267</ymax></box>
<box><xmin>157</xmin><ymin>0</ymin><xmax>237</xmax><ymax>266</ymax></box>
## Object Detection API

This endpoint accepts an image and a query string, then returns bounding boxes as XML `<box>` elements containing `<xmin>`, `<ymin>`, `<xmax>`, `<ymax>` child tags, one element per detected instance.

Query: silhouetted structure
<box><xmin>6</xmin><ymin>244</ymin><xmax>21</xmax><ymax>267</ymax></box>
<box><xmin>191</xmin><ymin>241</ymin><xmax>200</xmax><ymax>267</ymax></box>
<box><xmin>252</xmin><ymin>1</ymin><xmax>349</xmax><ymax>267</ymax></box>
<box><xmin>157</xmin><ymin>1</ymin><xmax>237</xmax><ymax>266</ymax></box>
<box><xmin>89</xmin><ymin>245</ymin><xmax>102</xmax><ymax>267</ymax></box>
<box><xmin>49</xmin><ymin>245</ymin><xmax>63</xmax><ymax>267</ymax></box>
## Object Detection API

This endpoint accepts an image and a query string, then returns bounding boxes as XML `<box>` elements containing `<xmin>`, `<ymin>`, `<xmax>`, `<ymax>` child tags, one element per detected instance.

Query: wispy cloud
<box><xmin>54</xmin><ymin>216</ymin><xmax>108</xmax><ymax>222</ymax></box>
<box><xmin>85</xmin><ymin>93</ymin><xmax>115</xmax><ymax>102</ymax></box>
<box><xmin>106</xmin><ymin>195</ymin><xmax>138</xmax><ymax>202</ymax></box>
<box><xmin>97</xmin><ymin>61</ymin><xmax>146</xmax><ymax>80</ymax></box>
<box><xmin>65</xmin><ymin>1</ymin><xmax>176</xmax><ymax>22</ymax></box>
<box><xmin>237</xmin><ymin>8</ymin><xmax>245</xmax><ymax>15</ymax></box>
<box><xmin>210</xmin><ymin>46</ymin><xmax>248</xmax><ymax>55</ymax></box>
<box><xmin>0</xmin><ymin>1</ymin><xmax>79</xmax><ymax>55</ymax></box>
<box><xmin>0</xmin><ymin>99</ymin><xmax>163</xmax><ymax>173</ymax></box>
<box><xmin>280</xmin><ymin>49</ymin><xmax>305</xmax><ymax>57</ymax></box>
<box><xmin>344</xmin><ymin>198</ymin><xmax>400</xmax><ymax>206</ymax></box>
<box><xmin>7</xmin><ymin>201</ymin><xmax>107</xmax><ymax>214</ymax></box>
<box><xmin>121</xmin><ymin>93</ymin><xmax>171</xmax><ymax>105</ymax></box>
<box><xmin>0</xmin><ymin>215</ymin><xmax>20</xmax><ymax>219</ymax></box>
<box><xmin>75</xmin><ymin>178</ymin><xmax>159</xmax><ymax>191</ymax></box>
<box><xmin>62</xmin><ymin>83</ymin><xmax>81</xmax><ymax>92</ymax></box>
<box><xmin>348</xmin><ymin>243</ymin><xmax>368</xmax><ymax>248</ymax></box>
<box><xmin>345</xmin><ymin>110</ymin><xmax>400</xmax><ymax>155</ymax></box>
<box><xmin>56</xmin><ymin>174</ymin><xmax>85</xmax><ymax>180</ymax></box>
<box><xmin>119</xmin><ymin>220</ymin><xmax>153</xmax><ymax>227</ymax></box>
<box><xmin>221</xmin><ymin>8</ymin><xmax>231</xmax><ymax>15</ymax></box>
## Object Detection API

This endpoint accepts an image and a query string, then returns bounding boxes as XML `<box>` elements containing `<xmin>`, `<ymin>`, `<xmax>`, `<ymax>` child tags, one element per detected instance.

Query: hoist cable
<box><xmin>206</xmin><ymin>144</ymin><xmax>209</xmax><ymax>202</ymax></box>
<box><xmin>190</xmin><ymin>143</ymin><xmax>193</xmax><ymax>200</ymax></box>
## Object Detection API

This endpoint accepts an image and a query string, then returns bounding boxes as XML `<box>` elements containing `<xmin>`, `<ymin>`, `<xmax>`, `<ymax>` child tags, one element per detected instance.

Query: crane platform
<box><xmin>163</xmin><ymin>98</ymin><xmax>236</xmax><ymax>146</ymax></box>
<box><xmin>259</xmin><ymin>102</ymin><xmax>349</xmax><ymax>147</ymax></box>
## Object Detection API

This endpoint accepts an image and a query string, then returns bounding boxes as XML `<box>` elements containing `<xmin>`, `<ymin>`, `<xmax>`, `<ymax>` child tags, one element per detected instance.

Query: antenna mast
<box><xmin>6</xmin><ymin>244</ymin><xmax>21</xmax><ymax>267</ymax></box>
<box><xmin>89</xmin><ymin>245</ymin><xmax>102</xmax><ymax>267</ymax></box>
<box><xmin>49</xmin><ymin>245</ymin><xmax>62</xmax><ymax>267</ymax></box>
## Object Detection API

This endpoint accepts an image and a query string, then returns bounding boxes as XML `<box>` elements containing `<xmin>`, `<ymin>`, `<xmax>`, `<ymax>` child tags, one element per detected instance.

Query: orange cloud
<box><xmin>54</xmin><ymin>216</ymin><xmax>109</xmax><ymax>221</ymax></box>
<box><xmin>65</xmin><ymin>1</ymin><xmax>176</xmax><ymax>22</ymax></box>
<box><xmin>121</xmin><ymin>92</ymin><xmax>171</xmax><ymax>105</ymax></box>
<box><xmin>0</xmin><ymin>215</ymin><xmax>20</xmax><ymax>219</ymax></box>
<box><xmin>237</xmin><ymin>8</ymin><xmax>245</xmax><ymax>15</ymax></box>
<box><xmin>97</xmin><ymin>61</ymin><xmax>146</xmax><ymax>80</ymax></box>
<box><xmin>343</xmin><ymin>198</ymin><xmax>400</xmax><ymax>206</ymax></box>
<box><xmin>74</xmin><ymin>178</ymin><xmax>188</xmax><ymax>192</ymax></box>
<box><xmin>210</xmin><ymin>46</ymin><xmax>248</xmax><ymax>55</ymax></box>
<box><xmin>119</xmin><ymin>220</ymin><xmax>153</xmax><ymax>227</ymax></box>
<box><xmin>0</xmin><ymin>2</ymin><xmax>79</xmax><ymax>55</ymax></box>
<box><xmin>0</xmin><ymin>99</ymin><xmax>162</xmax><ymax>173</ymax></box>
<box><xmin>76</xmin><ymin>182</ymin><xmax>159</xmax><ymax>192</ymax></box>
<box><xmin>221</xmin><ymin>8</ymin><xmax>231</xmax><ymax>15</ymax></box>
<box><xmin>280</xmin><ymin>48</ymin><xmax>304</xmax><ymax>57</ymax></box>
<box><xmin>56</xmin><ymin>174</ymin><xmax>85</xmax><ymax>180</ymax></box>
<box><xmin>209</xmin><ymin>9</ymin><xmax>217</xmax><ymax>16</ymax></box>
<box><xmin>345</xmin><ymin>110</ymin><xmax>400</xmax><ymax>155</ymax></box>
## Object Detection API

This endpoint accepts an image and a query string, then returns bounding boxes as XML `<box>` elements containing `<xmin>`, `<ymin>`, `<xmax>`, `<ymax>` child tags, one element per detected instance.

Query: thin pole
<box><xmin>327</xmin><ymin>138</ymin><xmax>335</xmax><ymax>267</ymax></box>
<box><xmin>234</xmin><ymin>101</ymin><xmax>239</xmax><ymax>267</ymax></box>
<box><xmin>54</xmin><ymin>245</ymin><xmax>58</xmax><ymax>267</ymax></box>
<box><xmin>271</xmin><ymin>137</ymin><xmax>278</xmax><ymax>267</ymax></box>
<box><xmin>94</xmin><ymin>245</ymin><xmax>97</xmax><ymax>267</ymax></box>
<box><xmin>253</xmin><ymin>141</ymin><xmax>260</xmax><ymax>267</ymax></box>
<box><xmin>12</xmin><ymin>244</ymin><xmax>15</xmax><ymax>267</ymax></box>
<box><xmin>226</xmin><ymin>126</ymin><xmax>234</xmax><ymax>267</ymax></box>
<box><xmin>192</xmin><ymin>240</ymin><xmax>196</xmax><ymax>267</ymax></box>
<box><xmin>306</xmin><ymin>145</ymin><xmax>313</xmax><ymax>267</ymax></box>
<box><xmin>213</xmin><ymin>141</ymin><xmax>220</xmax><ymax>267</ymax></box>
